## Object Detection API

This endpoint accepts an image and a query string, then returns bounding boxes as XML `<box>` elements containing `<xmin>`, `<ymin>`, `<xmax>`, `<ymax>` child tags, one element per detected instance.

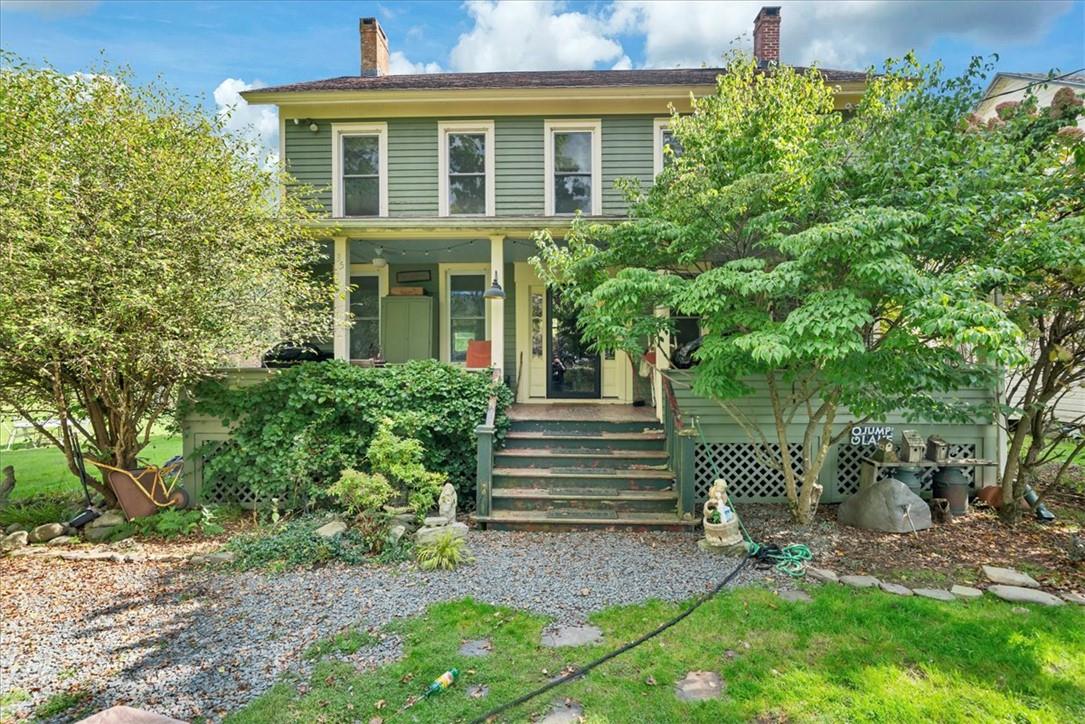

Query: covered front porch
<box><xmin>322</xmin><ymin>225</ymin><xmax>644</xmax><ymax>408</ymax></box>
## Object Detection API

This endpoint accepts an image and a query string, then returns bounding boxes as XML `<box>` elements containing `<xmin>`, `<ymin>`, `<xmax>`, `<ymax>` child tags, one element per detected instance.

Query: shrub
<box><xmin>189</xmin><ymin>360</ymin><xmax>512</xmax><ymax>507</ymax></box>
<box><xmin>415</xmin><ymin>531</ymin><xmax>474</xmax><ymax>571</ymax></box>
<box><xmin>109</xmin><ymin>507</ymin><xmax>225</xmax><ymax>541</ymax></box>
<box><xmin>225</xmin><ymin>517</ymin><xmax>371</xmax><ymax>570</ymax></box>
<box><xmin>0</xmin><ymin>493</ymin><xmax>80</xmax><ymax>529</ymax></box>
<box><xmin>327</xmin><ymin>468</ymin><xmax>395</xmax><ymax>517</ymax></box>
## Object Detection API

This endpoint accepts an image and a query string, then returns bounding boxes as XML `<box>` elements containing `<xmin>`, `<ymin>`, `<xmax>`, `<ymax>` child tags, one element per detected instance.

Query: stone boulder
<box><xmin>2</xmin><ymin>530</ymin><xmax>29</xmax><ymax>553</ymax></box>
<box><xmin>86</xmin><ymin>510</ymin><xmax>126</xmax><ymax>529</ymax></box>
<box><xmin>982</xmin><ymin>565</ymin><xmax>1039</xmax><ymax>588</ymax></box>
<box><xmin>315</xmin><ymin>520</ymin><xmax>348</xmax><ymax>539</ymax></box>
<box><xmin>4</xmin><ymin>523</ymin><xmax>27</xmax><ymax>535</ymax></box>
<box><xmin>28</xmin><ymin>522</ymin><xmax>66</xmax><ymax>543</ymax></box>
<box><xmin>415</xmin><ymin>521</ymin><xmax>468</xmax><ymax>546</ymax></box>
<box><xmin>838</xmin><ymin>478</ymin><xmax>931</xmax><ymax>534</ymax></box>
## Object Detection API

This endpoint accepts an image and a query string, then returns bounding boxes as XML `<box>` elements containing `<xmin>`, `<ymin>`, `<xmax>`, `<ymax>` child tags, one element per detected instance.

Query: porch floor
<box><xmin>507</xmin><ymin>403</ymin><xmax>658</xmax><ymax>423</ymax></box>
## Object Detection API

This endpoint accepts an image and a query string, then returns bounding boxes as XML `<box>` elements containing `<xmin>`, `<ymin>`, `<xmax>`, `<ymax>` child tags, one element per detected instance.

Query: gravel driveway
<box><xmin>1</xmin><ymin>530</ymin><xmax>763</xmax><ymax>722</ymax></box>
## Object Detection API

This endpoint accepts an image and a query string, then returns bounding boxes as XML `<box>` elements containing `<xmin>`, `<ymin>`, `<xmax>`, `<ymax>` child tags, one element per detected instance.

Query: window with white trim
<box><xmin>438</xmin><ymin>121</ymin><xmax>495</xmax><ymax>216</ymax></box>
<box><xmin>653</xmin><ymin>118</ymin><xmax>683</xmax><ymax>176</ymax></box>
<box><xmin>544</xmin><ymin>120</ymin><xmax>601</xmax><ymax>216</ymax></box>
<box><xmin>448</xmin><ymin>273</ymin><xmax>486</xmax><ymax>362</ymax></box>
<box><xmin>332</xmin><ymin>123</ymin><xmax>387</xmax><ymax>217</ymax></box>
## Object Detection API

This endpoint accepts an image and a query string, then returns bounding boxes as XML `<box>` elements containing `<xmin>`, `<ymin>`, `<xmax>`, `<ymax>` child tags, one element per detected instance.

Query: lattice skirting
<box><xmin>694</xmin><ymin>443</ymin><xmax>804</xmax><ymax>503</ymax></box>
<box><xmin>193</xmin><ymin>440</ymin><xmax>264</xmax><ymax>508</ymax></box>
<box><xmin>835</xmin><ymin>442</ymin><xmax>978</xmax><ymax>498</ymax></box>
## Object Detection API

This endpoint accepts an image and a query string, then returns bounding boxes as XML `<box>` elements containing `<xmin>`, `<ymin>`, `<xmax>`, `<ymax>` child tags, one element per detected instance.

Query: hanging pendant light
<box><xmin>372</xmin><ymin>246</ymin><xmax>388</xmax><ymax>269</ymax></box>
<box><xmin>483</xmin><ymin>271</ymin><xmax>505</xmax><ymax>300</ymax></box>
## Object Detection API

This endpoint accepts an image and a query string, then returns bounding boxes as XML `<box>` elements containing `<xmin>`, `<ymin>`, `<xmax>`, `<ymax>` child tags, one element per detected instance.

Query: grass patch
<box><xmin>228</xmin><ymin>586</ymin><xmax>1085</xmax><ymax>723</ymax></box>
<box><xmin>303</xmin><ymin>628</ymin><xmax>379</xmax><ymax>661</ymax></box>
<box><xmin>34</xmin><ymin>689</ymin><xmax>91</xmax><ymax>720</ymax></box>
<box><xmin>2</xmin><ymin>434</ymin><xmax>181</xmax><ymax>500</ymax></box>
<box><xmin>0</xmin><ymin>689</ymin><xmax>29</xmax><ymax>719</ymax></box>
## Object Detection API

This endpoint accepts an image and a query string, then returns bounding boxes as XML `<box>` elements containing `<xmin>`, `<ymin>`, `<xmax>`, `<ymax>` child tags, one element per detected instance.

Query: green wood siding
<box><xmin>284</xmin><ymin>115</ymin><xmax>655</xmax><ymax>218</ymax></box>
<box><xmin>495</xmin><ymin>117</ymin><xmax>545</xmax><ymax>215</ymax></box>
<box><xmin>285</xmin><ymin>121</ymin><xmax>332</xmax><ymax>213</ymax></box>
<box><xmin>388</xmin><ymin>119</ymin><xmax>438</xmax><ymax>216</ymax></box>
<box><xmin>602</xmin><ymin>116</ymin><xmax>654</xmax><ymax>215</ymax></box>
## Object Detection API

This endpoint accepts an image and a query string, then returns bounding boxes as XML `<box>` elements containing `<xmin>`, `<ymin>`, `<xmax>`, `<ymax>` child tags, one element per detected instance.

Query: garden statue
<box><xmin>701</xmin><ymin>478</ymin><xmax>744</xmax><ymax>552</ymax></box>
<box><xmin>416</xmin><ymin>483</ymin><xmax>468</xmax><ymax>546</ymax></box>
<box><xmin>438</xmin><ymin>482</ymin><xmax>457</xmax><ymax>523</ymax></box>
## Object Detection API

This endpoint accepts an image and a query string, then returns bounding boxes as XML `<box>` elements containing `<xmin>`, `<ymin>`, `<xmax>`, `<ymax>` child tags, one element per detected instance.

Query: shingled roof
<box><xmin>249</xmin><ymin>66</ymin><xmax>869</xmax><ymax>95</ymax></box>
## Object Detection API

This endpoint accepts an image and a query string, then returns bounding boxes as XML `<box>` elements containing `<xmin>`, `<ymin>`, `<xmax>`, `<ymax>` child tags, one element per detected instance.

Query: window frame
<box><xmin>331</xmin><ymin>122</ymin><xmax>388</xmax><ymax>218</ymax></box>
<box><xmin>439</xmin><ymin>264</ymin><xmax>491</xmax><ymax>364</ymax></box>
<box><xmin>654</xmin><ymin>117</ymin><xmax>679</xmax><ymax>177</ymax></box>
<box><xmin>347</xmin><ymin>263</ymin><xmax>389</xmax><ymax>361</ymax></box>
<box><xmin>544</xmin><ymin>119</ymin><xmax>602</xmax><ymax>216</ymax></box>
<box><xmin>437</xmin><ymin>120</ymin><xmax>495</xmax><ymax>217</ymax></box>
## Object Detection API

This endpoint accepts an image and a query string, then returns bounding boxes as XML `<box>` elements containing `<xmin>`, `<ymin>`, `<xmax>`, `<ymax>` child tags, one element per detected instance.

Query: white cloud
<box><xmin>611</xmin><ymin>55</ymin><xmax>633</xmax><ymax>71</ymax></box>
<box><xmin>607</xmin><ymin>1</ymin><xmax>1074</xmax><ymax>70</ymax></box>
<box><xmin>212</xmin><ymin>78</ymin><xmax>279</xmax><ymax>166</ymax></box>
<box><xmin>388</xmin><ymin>51</ymin><xmax>442</xmax><ymax>75</ymax></box>
<box><xmin>449</xmin><ymin>0</ymin><xmax>624</xmax><ymax>71</ymax></box>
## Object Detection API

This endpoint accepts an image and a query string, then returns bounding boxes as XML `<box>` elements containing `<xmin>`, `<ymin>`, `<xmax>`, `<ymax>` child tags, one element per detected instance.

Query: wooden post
<box><xmin>676</xmin><ymin>427</ymin><xmax>697</xmax><ymax>518</ymax></box>
<box><xmin>333</xmin><ymin>236</ymin><xmax>349</xmax><ymax>361</ymax></box>
<box><xmin>475</xmin><ymin>423</ymin><xmax>494</xmax><ymax>517</ymax></box>
<box><xmin>488</xmin><ymin>234</ymin><xmax>505</xmax><ymax>371</ymax></box>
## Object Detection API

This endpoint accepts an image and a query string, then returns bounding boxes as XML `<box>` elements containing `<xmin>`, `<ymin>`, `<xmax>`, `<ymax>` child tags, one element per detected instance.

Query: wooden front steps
<box><xmin>474</xmin><ymin>404</ymin><xmax>693</xmax><ymax>531</ymax></box>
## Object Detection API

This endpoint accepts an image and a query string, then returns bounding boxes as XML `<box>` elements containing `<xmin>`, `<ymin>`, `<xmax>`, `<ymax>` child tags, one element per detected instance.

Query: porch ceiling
<box><xmin>349</xmin><ymin>237</ymin><xmax>538</xmax><ymax>264</ymax></box>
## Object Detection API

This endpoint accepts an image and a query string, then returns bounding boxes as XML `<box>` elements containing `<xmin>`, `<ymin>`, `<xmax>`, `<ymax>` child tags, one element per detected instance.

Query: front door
<box><xmin>546</xmin><ymin>288</ymin><xmax>600</xmax><ymax>398</ymax></box>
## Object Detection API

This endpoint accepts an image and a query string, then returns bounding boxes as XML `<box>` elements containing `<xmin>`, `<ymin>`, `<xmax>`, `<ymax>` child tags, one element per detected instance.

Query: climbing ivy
<box><xmin>188</xmin><ymin>360</ymin><xmax>511</xmax><ymax>507</ymax></box>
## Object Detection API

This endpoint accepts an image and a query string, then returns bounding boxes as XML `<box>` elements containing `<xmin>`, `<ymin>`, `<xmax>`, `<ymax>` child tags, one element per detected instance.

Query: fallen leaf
<box><xmin>645</xmin><ymin>675</ymin><xmax>657</xmax><ymax>686</ymax></box>
<box><xmin>375</xmin><ymin>699</ymin><xmax>386</xmax><ymax>710</ymax></box>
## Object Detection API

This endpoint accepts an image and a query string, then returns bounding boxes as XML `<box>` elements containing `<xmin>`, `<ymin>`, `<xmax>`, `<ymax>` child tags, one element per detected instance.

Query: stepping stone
<box><xmin>879</xmin><ymin>582</ymin><xmax>913</xmax><ymax>597</ymax></box>
<box><xmin>675</xmin><ymin>670</ymin><xmax>724</xmax><ymax>701</ymax></box>
<box><xmin>458</xmin><ymin>638</ymin><xmax>492</xmax><ymax>657</ymax></box>
<box><xmin>913</xmin><ymin>588</ymin><xmax>956</xmax><ymax>602</ymax></box>
<box><xmin>778</xmin><ymin>589</ymin><xmax>812</xmax><ymax>603</ymax></box>
<box><xmin>982</xmin><ymin>565</ymin><xmax>1040</xmax><ymax>588</ymax></box>
<box><xmin>951</xmin><ymin>585</ymin><xmax>983</xmax><ymax>599</ymax></box>
<box><xmin>988</xmin><ymin>585</ymin><xmax>1064</xmax><ymax>606</ymax></box>
<box><xmin>1061</xmin><ymin>592</ymin><xmax>1085</xmax><ymax>606</ymax></box>
<box><xmin>806</xmin><ymin>567</ymin><xmax>838</xmax><ymax>583</ymax></box>
<box><xmin>539</xmin><ymin>700</ymin><xmax>583</xmax><ymax>723</ymax></box>
<box><xmin>840</xmin><ymin>575</ymin><xmax>879</xmax><ymax>588</ymax></box>
<box><xmin>541</xmin><ymin>624</ymin><xmax>602</xmax><ymax>648</ymax></box>
<box><xmin>467</xmin><ymin>684</ymin><xmax>489</xmax><ymax>700</ymax></box>
<box><xmin>78</xmin><ymin>705</ymin><xmax>187</xmax><ymax>723</ymax></box>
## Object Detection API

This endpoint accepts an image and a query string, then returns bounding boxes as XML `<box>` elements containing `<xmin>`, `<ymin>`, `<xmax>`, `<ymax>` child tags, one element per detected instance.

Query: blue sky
<box><xmin>3</xmin><ymin>0</ymin><xmax>1082</xmax><ymax>154</ymax></box>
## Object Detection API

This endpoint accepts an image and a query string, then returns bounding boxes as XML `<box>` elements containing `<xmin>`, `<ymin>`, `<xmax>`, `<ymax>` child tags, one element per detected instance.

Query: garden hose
<box><xmin>691</xmin><ymin>416</ymin><xmax>812</xmax><ymax>578</ymax></box>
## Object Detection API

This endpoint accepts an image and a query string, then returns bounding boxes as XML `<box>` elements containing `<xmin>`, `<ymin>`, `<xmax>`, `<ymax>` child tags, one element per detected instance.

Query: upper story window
<box><xmin>438</xmin><ymin>121</ymin><xmax>495</xmax><ymax>216</ymax></box>
<box><xmin>544</xmin><ymin>119</ymin><xmax>601</xmax><ymax>216</ymax></box>
<box><xmin>332</xmin><ymin>123</ymin><xmax>388</xmax><ymax>217</ymax></box>
<box><xmin>653</xmin><ymin>118</ymin><xmax>683</xmax><ymax>176</ymax></box>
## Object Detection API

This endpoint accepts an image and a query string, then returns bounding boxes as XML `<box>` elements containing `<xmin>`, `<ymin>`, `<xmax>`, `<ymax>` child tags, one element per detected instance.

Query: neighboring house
<box><xmin>977</xmin><ymin>72</ymin><xmax>1085</xmax><ymax>428</ymax></box>
<box><xmin>183</xmin><ymin>7</ymin><xmax>1001</xmax><ymax>526</ymax></box>
<box><xmin>975</xmin><ymin>72</ymin><xmax>1085</xmax><ymax>130</ymax></box>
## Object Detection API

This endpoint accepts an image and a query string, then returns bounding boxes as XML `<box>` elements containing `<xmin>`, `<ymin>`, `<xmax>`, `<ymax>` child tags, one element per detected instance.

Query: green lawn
<box><xmin>1</xmin><ymin>435</ymin><xmax>182</xmax><ymax>500</ymax></box>
<box><xmin>229</xmin><ymin>585</ymin><xmax>1085</xmax><ymax>724</ymax></box>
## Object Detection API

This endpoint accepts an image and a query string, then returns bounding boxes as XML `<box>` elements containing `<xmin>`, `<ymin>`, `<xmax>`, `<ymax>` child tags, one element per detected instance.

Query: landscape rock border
<box><xmin>804</xmin><ymin>564</ymin><xmax>1079</xmax><ymax>607</ymax></box>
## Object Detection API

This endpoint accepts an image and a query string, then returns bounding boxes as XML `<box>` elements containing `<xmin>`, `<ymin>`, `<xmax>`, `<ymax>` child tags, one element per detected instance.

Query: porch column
<box><xmin>489</xmin><ymin>235</ymin><xmax>505</xmax><ymax>372</ymax></box>
<box><xmin>333</xmin><ymin>236</ymin><xmax>349</xmax><ymax>361</ymax></box>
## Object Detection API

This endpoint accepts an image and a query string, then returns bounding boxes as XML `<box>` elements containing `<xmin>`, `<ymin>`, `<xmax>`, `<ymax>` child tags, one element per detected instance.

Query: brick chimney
<box><xmin>753</xmin><ymin>6</ymin><xmax>781</xmax><ymax>67</ymax></box>
<box><xmin>360</xmin><ymin>17</ymin><xmax>389</xmax><ymax>76</ymax></box>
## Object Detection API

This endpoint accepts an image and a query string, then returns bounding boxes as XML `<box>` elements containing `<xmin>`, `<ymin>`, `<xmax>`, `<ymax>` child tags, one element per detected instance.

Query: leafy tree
<box><xmin>534</xmin><ymin>55</ymin><xmax>1025</xmax><ymax>523</ymax></box>
<box><xmin>975</xmin><ymin>88</ymin><xmax>1084</xmax><ymax>519</ymax></box>
<box><xmin>0</xmin><ymin>57</ymin><xmax>329</xmax><ymax>499</ymax></box>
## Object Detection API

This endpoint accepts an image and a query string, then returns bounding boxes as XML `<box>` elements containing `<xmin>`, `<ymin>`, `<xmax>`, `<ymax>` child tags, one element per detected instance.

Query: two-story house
<box><xmin>182</xmin><ymin>8</ymin><xmax>1001</xmax><ymax>527</ymax></box>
